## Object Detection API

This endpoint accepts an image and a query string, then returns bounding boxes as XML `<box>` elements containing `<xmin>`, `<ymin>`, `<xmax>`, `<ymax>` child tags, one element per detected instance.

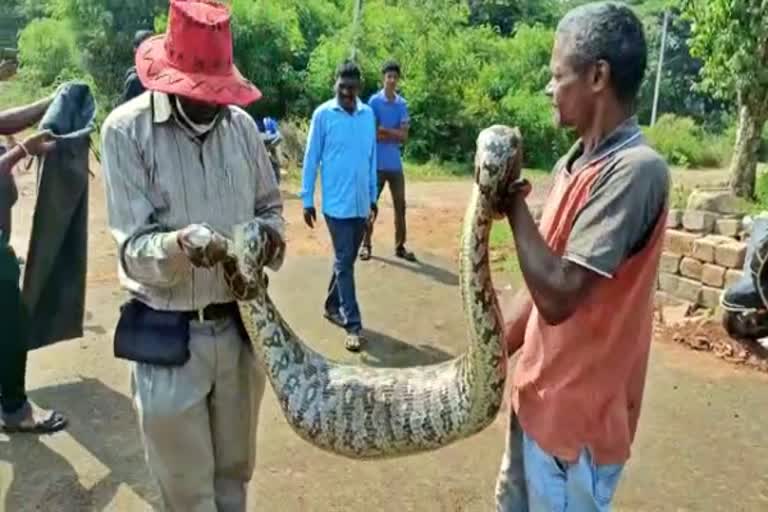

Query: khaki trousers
<box><xmin>131</xmin><ymin>316</ymin><xmax>266</xmax><ymax>512</ymax></box>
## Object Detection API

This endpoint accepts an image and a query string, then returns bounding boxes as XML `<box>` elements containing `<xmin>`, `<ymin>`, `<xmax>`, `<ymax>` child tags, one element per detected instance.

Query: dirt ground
<box><xmin>2</xmin><ymin>164</ymin><xmax>767</xmax><ymax>511</ymax></box>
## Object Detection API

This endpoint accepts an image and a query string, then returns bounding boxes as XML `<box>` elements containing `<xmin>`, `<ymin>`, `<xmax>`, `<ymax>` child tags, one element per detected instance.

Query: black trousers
<box><xmin>0</xmin><ymin>240</ymin><xmax>27</xmax><ymax>415</ymax></box>
<box><xmin>363</xmin><ymin>170</ymin><xmax>407</xmax><ymax>250</ymax></box>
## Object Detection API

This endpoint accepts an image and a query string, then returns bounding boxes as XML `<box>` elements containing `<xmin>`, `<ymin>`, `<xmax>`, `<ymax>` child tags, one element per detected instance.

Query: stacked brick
<box><xmin>658</xmin><ymin>208</ymin><xmax>747</xmax><ymax>309</ymax></box>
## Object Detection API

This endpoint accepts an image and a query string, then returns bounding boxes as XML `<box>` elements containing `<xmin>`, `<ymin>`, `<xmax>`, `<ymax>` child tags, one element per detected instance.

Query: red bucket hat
<box><xmin>135</xmin><ymin>0</ymin><xmax>261</xmax><ymax>107</ymax></box>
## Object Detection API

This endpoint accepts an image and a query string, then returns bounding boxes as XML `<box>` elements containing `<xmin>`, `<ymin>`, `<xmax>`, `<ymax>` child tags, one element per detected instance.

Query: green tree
<box><xmin>467</xmin><ymin>0</ymin><xmax>559</xmax><ymax>35</ymax></box>
<box><xmin>637</xmin><ymin>8</ymin><xmax>727</xmax><ymax>129</ymax></box>
<box><xmin>683</xmin><ymin>0</ymin><xmax>768</xmax><ymax>198</ymax></box>
<box><xmin>51</xmin><ymin>0</ymin><xmax>167</xmax><ymax>106</ymax></box>
<box><xmin>17</xmin><ymin>18</ymin><xmax>79</xmax><ymax>86</ymax></box>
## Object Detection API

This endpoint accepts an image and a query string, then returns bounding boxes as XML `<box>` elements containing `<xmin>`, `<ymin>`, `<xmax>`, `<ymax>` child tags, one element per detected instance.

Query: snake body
<box><xmin>229</xmin><ymin>125</ymin><xmax>522</xmax><ymax>459</ymax></box>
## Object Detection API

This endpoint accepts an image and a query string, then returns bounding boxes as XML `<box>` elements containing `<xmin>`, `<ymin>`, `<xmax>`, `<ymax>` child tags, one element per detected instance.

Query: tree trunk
<box><xmin>729</xmin><ymin>98</ymin><xmax>767</xmax><ymax>199</ymax></box>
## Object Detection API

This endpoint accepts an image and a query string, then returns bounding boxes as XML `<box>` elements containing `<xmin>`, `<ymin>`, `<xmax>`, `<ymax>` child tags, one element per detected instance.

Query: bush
<box><xmin>17</xmin><ymin>18</ymin><xmax>79</xmax><ymax>86</ymax></box>
<box><xmin>644</xmin><ymin>114</ymin><xmax>729</xmax><ymax>168</ymax></box>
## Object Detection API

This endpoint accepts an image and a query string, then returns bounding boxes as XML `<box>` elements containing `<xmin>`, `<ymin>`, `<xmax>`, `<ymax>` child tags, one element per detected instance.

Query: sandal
<box><xmin>396</xmin><ymin>247</ymin><xmax>417</xmax><ymax>262</ymax></box>
<box><xmin>344</xmin><ymin>332</ymin><xmax>365</xmax><ymax>353</ymax></box>
<box><xmin>1</xmin><ymin>402</ymin><xmax>68</xmax><ymax>434</ymax></box>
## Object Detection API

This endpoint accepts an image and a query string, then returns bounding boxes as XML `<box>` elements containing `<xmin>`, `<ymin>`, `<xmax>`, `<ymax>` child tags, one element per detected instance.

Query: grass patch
<box><xmin>489</xmin><ymin>221</ymin><xmax>523</xmax><ymax>284</ymax></box>
<box><xmin>405</xmin><ymin>159</ymin><xmax>471</xmax><ymax>180</ymax></box>
<box><xmin>0</xmin><ymin>76</ymin><xmax>56</xmax><ymax>111</ymax></box>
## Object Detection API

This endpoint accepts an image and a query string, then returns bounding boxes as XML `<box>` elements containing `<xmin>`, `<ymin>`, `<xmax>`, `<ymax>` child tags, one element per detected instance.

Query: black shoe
<box><xmin>396</xmin><ymin>247</ymin><xmax>417</xmax><ymax>262</ymax></box>
<box><xmin>323</xmin><ymin>310</ymin><xmax>345</xmax><ymax>329</ymax></box>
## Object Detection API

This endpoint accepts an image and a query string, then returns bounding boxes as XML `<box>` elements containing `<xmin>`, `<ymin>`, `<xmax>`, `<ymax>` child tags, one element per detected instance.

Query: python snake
<box><xmin>226</xmin><ymin>125</ymin><xmax>523</xmax><ymax>459</ymax></box>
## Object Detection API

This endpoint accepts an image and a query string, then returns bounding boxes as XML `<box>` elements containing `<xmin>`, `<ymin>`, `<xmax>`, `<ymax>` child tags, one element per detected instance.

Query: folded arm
<box><xmin>377</xmin><ymin>124</ymin><xmax>409</xmax><ymax>143</ymax></box>
<box><xmin>101</xmin><ymin>123</ymin><xmax>190</xmax><ymax>288</ymax></box>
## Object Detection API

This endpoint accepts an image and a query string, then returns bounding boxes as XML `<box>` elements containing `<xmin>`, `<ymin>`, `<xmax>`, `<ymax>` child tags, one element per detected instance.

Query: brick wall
<box><xmin>658</xmin><ymin>209</ymin><xmax>747</xmax><ymax>309</ymax></box>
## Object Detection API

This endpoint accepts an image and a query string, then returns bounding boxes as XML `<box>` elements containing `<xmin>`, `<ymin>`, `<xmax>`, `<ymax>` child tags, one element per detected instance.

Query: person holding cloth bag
<box><xmin>100</xmin><ymin>1</ymin><xmax>285</xmax><ymax>510</ymax></box>
<box><xmin>0</xmin><ymin>94</ymin><xmax>67</xmax><ymax>434</ymax></box>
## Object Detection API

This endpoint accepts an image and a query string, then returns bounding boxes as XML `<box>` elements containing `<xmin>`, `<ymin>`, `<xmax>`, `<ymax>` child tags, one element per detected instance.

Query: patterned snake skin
<box><xmin>225</xmin><ymin>125</ymin><xmax>523</xmax><ymax>459</ymax></box>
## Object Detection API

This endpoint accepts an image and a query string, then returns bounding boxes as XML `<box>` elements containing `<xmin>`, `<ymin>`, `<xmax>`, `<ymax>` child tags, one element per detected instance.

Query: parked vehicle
<box><xmin>721</xmin><ymin>215</ymin><xmax>768</xmax><ymax>341</ymax></box>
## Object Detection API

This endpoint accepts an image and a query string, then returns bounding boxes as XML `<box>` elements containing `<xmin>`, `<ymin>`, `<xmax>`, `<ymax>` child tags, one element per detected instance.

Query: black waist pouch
<box><xmin>114</xmin><ymin>299</ymin><xmax>190</xmax><ymax>366</ymax></box>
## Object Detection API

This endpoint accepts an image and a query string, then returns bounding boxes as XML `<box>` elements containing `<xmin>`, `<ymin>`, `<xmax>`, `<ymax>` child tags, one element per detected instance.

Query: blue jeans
<box><xmin>496</xmin><ymin>422</ymin><xmax>624</xmax><ymax>512</ymax></box>
<box><xmin>324</xmin><ymin>215</ymin><xmax>367</xmax><ymax>334</ymax></box>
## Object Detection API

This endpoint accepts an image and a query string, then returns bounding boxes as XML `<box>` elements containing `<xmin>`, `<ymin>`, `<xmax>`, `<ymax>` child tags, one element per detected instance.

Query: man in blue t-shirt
<box><xmin>361</xmin><ymin>60</ymin><xmax>416</xmax><ymax>262</ymax></box>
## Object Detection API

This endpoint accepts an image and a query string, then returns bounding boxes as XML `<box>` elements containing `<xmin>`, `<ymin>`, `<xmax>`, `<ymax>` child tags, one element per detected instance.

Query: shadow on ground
<box><xmin>0</xmin><ymin>378</ymin><xmax>158</xmax><ymax>511</ymax></box>
<box><xmin>360</xmin><ymin>328</ymin><xmax>455</xmax><ymax>368</ymax></box>
<box><xmin>370</xmin><ymin>255</ymin><xmax>459</xmax><ymax>287</ymax></box>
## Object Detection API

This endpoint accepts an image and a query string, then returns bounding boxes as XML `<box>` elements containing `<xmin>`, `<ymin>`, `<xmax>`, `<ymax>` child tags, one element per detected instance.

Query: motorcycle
<box><xmin>720</xmin><ymin>215</ymin><xmax>768</xmax><ymax>340</ymax></box>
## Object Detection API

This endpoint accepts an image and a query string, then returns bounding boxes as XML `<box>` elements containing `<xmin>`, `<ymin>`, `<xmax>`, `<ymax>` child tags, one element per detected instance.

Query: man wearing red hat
<box><xmin>100</xmin><ymin>1</ymin><xmax>284</xmax><ymax>510</ymax></box>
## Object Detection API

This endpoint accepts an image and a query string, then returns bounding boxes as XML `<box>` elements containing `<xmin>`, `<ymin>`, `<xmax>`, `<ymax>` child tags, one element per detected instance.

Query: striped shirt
<box><xmin>100</xmin><ymin>91</ymin><xmax>285</xmax><ymax>311</ymax></box>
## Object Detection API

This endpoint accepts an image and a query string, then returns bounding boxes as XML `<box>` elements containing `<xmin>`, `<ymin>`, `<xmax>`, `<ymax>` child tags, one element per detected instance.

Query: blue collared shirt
<box><xmin>300</xmin><ymin>98</ymin><xmax>378</xmax><ymax>219</ymax></box>
<box><xmin>368</xmin><ymin>90</ymin><xmax>410</xmax><ymax>172</ymax></box>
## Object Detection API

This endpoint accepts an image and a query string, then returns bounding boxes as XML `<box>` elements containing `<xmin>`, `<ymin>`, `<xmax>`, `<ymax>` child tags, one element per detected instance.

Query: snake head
<box><xmin>227</xmin><ymin>220</ymin><xmax>276</xmax><ymax>296</ymax></box>
<box><xmin>474</xmin><ymin>125</ymin><xmax>523</xmax><ymax>217</ymax></box>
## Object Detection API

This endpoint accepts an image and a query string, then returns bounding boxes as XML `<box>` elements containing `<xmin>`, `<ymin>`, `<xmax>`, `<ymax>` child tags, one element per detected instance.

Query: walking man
<box><xmin>0</xmin><ymin>95</ymin><xmax>68</xmax><ymax>434</ymax></box>
<box><xmin>494</xmin><ymin>3</ymin><xmax>670</xmax><ymax>511</ymax></box>
<box><xmin>360</xmin><ymin>60</ymin><xmax>415</xmax><ymax>262</ymax></box>
<box><xmin>301</xmin><ymin>60</ymin><xmax>378</xmax><ymax>352</ymax></box>
<box><xmin>101</xmin><ymin>1</ymin><xmax>284</xmax><ymax>509</ymax></box>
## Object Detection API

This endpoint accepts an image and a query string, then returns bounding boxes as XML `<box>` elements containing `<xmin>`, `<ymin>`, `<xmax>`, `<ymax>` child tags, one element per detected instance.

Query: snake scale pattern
<box><xmin>228</xmin><ymin>125</ymin><xmax>523</xmax><ymax>459</ymax></box>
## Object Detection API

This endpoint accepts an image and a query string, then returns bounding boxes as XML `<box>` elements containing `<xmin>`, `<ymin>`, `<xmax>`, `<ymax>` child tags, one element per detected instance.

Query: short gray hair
<box><xmin>556</xmin><ymin>2</ymin><xmax>647</xmax><ymax>103</ymax></box>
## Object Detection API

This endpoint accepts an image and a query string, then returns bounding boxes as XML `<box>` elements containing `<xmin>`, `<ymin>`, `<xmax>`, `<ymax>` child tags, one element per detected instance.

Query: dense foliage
<box><xmin>1</xmin><ymin>0</ymin><xmax>746</xmax><ymax>171</ymax></box>
<box><xmin>682</xmin><ymin>0</ymin><xmax>768</xmax><ymax>197</ymax></box>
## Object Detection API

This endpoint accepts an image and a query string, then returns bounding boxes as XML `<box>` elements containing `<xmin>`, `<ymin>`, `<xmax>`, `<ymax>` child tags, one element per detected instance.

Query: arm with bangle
<box><xmin>0</xmin><ymin>95</ymin><xmax>58</xmax><ymax>175</ymax></box>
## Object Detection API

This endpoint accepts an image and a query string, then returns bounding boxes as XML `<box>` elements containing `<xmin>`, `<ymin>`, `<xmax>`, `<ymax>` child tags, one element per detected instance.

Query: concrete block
<box><xmin>664</xmin><ymin>230</ymin><xmax>699</xmax><ymax>256</ymax></box>
<box><xmin>701</xmin><ymin>264</ymin><xmax>726</xmax><ymax>288</ymax></box>
<box><xmin>676</xmin><ymin>277</ymin><xmax>702</xmax><ymax>303</ymax></box>
<box><xmin>715</xmin><ymin>242</ymin><xmax>747</xmax><ymax>269</ymax></box>
<box><xmin>658</xmin><ymin>273</ymin><xmax>680</xmax><ymax>294</ymax></box>
<box><xmin>707</xmin><ymin>235</ymin><xmax>739</xmax><ymax>245</ymax></box>
<box><xmin>680</xmin><ymin>257</ymin><xmax>703</xmax><ymax>280</ymax></box>
<box><xmin>725</xmin><ymin>269</ymin><xmax>744</xmax><ymax>288</ymax></box>
<box><xmin>666</xmin><ymin>209</ymin><xmax>683</xmax><ymax>229</ymax></box>
<box><xmin>699</xmin><ymin>286</ymin><xmax>722</xmax><ymax>309</ymax></box>
<box><xmin>659</xmin><ymin>252</ymin><xmax>682</xmax><ymax>274</ymax></box>
<box><xmin>715</xmin><ymin>218</ymin><xmax>741</xmax><ymax>237</ymax></box>
<box><xmin>692</xmin><ymin>238</ymin><xmax>717</xmax><ymax>263</ymax></box>
<box><xmin>683</xmin><ymin>210</ymin><xmax>718</xmax><ymax>233</ymax></box>
<box><xmin>687</xmin><ymin>190</ymin><xmax>743</xmax><ymax>215</ymax></box>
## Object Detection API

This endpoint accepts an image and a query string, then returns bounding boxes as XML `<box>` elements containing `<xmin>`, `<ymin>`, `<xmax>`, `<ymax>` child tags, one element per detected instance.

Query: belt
<box><xmin>182</xmin><ymin>302</ymin><xmax>238</xmax><ymax>322</ymax></box>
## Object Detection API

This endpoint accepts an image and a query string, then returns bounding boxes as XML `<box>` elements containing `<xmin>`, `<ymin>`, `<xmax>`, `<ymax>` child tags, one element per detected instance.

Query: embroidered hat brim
<box><xmin>135</xmin><ymin>1</ymin><xmax>261</xmax><ymax>107</ymax></box>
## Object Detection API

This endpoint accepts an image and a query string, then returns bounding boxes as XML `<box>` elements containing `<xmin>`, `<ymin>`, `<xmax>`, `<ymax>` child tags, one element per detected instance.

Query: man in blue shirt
<box><xmin>361</xmin><ymin>60</ymin><xmax>415</xmax><ymax>262</ymax></box>
<box><xmin>301</xmin><ymin>61</ymin><xmax>378</xmax><ymax>352</ymax></box>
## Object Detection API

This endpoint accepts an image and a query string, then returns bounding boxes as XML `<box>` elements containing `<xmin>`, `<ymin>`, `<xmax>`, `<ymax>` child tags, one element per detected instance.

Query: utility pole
<box><xmin>651</xmin><ymin>9</ymin><xmax>670</xmax><ymax>126</ymax></box>
<box><xmin>351</xmin><ymin>0</ymin><xmax>364</xmax><ymax>62</ymax></box>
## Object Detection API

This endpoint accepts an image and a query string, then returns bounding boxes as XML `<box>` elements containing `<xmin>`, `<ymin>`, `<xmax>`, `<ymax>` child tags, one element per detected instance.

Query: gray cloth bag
<box><xmin>22</xmin><ymin>81</ymin><xmax>96</xmax><ymax>350</ymax></box>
